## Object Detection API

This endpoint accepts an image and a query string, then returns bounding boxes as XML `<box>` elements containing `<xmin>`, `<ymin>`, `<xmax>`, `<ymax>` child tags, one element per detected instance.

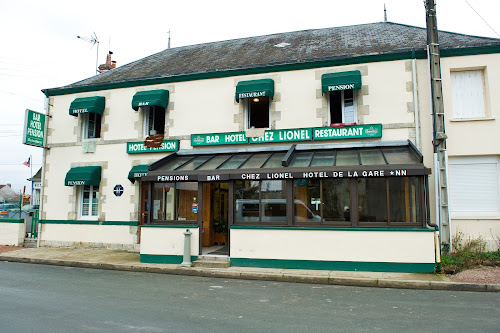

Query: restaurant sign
<box><xmin>127</xmin><ymin>140</ymin><xmax>179</xmax><ymax>154</ymax></box>
<box><xmin>191</xmin><ymin>125</ymin><xmax>381</xmax><ymax>147</ymax></box>
<box><xmin>23</xmin><ymin>109</ymin><xmax>47</xmax><ymax>148</ymax></box>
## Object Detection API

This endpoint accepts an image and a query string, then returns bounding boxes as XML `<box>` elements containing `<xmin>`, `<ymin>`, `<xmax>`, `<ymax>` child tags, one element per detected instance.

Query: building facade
<box><xmin>37</xmin><ymin>22</ymin><xmax>500</xmax><ymax>272</ymax></box>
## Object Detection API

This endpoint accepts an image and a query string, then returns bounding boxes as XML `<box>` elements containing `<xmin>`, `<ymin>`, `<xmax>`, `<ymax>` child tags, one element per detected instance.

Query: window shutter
<box><xmin>449</xmin><ymin>158</ymin><xmax>500</xmax><ymax>214</ymax></box>
<box><xmin>450</xmin><ymin>70</ymin><xmax>485</xmax><ymax>119</ymax></box>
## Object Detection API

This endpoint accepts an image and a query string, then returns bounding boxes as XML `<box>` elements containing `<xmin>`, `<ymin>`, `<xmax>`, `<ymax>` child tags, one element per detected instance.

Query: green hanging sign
<box><xmin>313</xmin><ymin>124</ymin><xmax>382</xmax><ymax>140</ymax></box>
<box><xmin>23</xmin><ymin>109</ymin><xmax>47</xmax><ymax>148</ymax></box>
<box><xmin>127</xmin><ymin>140</ymin><xmax>179</xmax><ymax>154</ymax></box>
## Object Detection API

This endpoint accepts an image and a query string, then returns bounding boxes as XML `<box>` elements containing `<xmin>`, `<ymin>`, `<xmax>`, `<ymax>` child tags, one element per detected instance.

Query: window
<box><xmin>246</xmin><ymin>96</ymin><xmax>270</xmax><ymax>129</ymax></box>
<box><xmin>143</xmin><ymin>106</ymin><xmax>166</xmax><ymax>136</ymax></box>
<box><xmin>83</xmin><ymin>113</ymin><xmax>102</xmax><ymax>139</ymax></box>
<box><xmin>80</xmin><ymin>185</ymin><xmax>98</xmax><ymax>219</ymax></box>
<box><xmin>235</xmin><ymin>180</ymin><xmax>286</xmax><ymax>223</ymax></box>
<box><xmin>151</xmin><ymin>182</ymin><xmax>198</xmax><ymax>222</ymax></box>
<box><xmin>329</xmin><ymin>89</ymin><xmax>356</xmax><ymax>124</ymax></box>
<box><xmin>357</xmin><ymin>177</ymin><xmax>421</xmax><ymax>224</ymax></box>
<box><xmin>451</xmin><ymin>70</ymin><xmax>486</xmax><ymax>119</ymax></box>
<box><xmin>449</xmin><ymin>156</ymin><xmax>500</xmax><ymax>216</ymax></box>
<box><xmin>294</xmin><ymin>178</ymin><xmax>350</xmax><ymax>224</ymax></box>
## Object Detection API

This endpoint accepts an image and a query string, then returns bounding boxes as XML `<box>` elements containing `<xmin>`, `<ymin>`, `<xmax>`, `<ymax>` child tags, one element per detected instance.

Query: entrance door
<box><xmin>201</xmin><ymin>182</ymin><xmax>229</xmax><ymax>255</ymax></box>
<box><xmin>139</xmin><ymin>182</ymin><xmax>150</xmax><ymax>243</ymax></box>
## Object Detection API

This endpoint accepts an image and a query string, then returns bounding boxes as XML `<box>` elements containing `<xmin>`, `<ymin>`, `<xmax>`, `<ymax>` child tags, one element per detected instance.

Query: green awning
<box><xmin>65</xmin><ymin>166</ymin><xmax>102</xmax><ymax>186</ymax></box>
<box><xmin>235</xmin><ymin>79</ymin><xmax>274</xmax><ymax>102</ymax></box>
<box><xmin>132</xmin><ymin>90</ymin><xmax>169</xmax><ymax>111</ymax></box>
<box><xmin>128</xmin><ymin>164</ymin><xmax>149</xmax><ymax>184</ymax></box>
<box><xmin>321</xmin><ymin>71</ymin><xmax>362</xmax><ymax>93</ymax></box>
<box><xmin>69</xmin><ymin>96</ymin><xmax>105</xmax><ymax>116</ymax></box>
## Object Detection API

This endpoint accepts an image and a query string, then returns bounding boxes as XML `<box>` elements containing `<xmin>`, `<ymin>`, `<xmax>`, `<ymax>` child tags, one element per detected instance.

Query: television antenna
<box><xmin>77</xmin><ymin>32</ymin><xmax>100</xmax><ymax>75</ymax></box>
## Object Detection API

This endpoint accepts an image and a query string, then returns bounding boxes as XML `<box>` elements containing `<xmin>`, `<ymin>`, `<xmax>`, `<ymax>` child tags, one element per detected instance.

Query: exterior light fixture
<box><xmin>253</xmin><ymin>98</ymin><xmax>260</xmax><ymax>103</ymax></box>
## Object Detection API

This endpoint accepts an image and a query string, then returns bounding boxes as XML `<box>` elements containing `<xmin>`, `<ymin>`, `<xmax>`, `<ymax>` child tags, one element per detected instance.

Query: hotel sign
<box><xmin>23</xmin><ymin>109</ymin><xmax>46</xmax><ymax>148</ymax></box>
<box><xmin>127</xmin><ymin>140</ymin><xmax>179</xmax><ymax>154</ymax></box>
<box><xmin>191</xmin><ymin>124</ymin><xmax>381</xmax><ymax>147</ymax></box>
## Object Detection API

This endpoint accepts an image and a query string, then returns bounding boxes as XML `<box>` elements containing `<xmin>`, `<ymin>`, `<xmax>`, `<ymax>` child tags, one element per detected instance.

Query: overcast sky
<box><xmin>0</xmin><ymin>0</ymin><xmax>499</xmax><ymax>193</ymax></box>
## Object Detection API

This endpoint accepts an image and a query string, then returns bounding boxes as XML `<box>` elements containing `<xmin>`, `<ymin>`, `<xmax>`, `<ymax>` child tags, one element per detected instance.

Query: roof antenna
<box><xmin>168</xmin><ymin>29</ymin><xmax>171</xmax><ymax>49</ymax></box>
<box><xmin>384</xmin><ymin>3</ymin><xmax>387</xmax><ymax>22</ymax></box>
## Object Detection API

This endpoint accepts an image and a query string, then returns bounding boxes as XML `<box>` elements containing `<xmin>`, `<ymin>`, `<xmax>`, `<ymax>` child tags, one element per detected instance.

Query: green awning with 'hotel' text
<box><xmin>69</xmin><ymin>96</ymin><xmax>105</xmax><ymax>116</ymax></box>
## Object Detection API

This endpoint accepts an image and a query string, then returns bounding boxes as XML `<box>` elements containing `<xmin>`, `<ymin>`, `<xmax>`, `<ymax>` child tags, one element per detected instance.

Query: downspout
<box><xmin>411</xmin><ymin>51</ymin><xmax>420</xmax><ymax>150</ymax></box>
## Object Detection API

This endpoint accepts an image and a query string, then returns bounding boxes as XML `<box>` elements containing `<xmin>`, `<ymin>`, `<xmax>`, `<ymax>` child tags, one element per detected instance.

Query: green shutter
<box><xmin>128</xmin><ymin>164</ymin><xmax>149</xmax><ymax>183</ymax></box>
<box><xmin>69</xmin><ymin>96</ymin><xmax>105</xmax><ymax>116</ymax></box>
<box><xmin>65</xmin><ymin>166</ymin><xmax>102</xmax><ymax>186</ymax></box>
<box><xmin>131</xmin><ymin>90</ymin><xmax>169</xmax><ymax>111</ymax></box>
<box><xmin>321</xmin><ymin>71</ymin><xmax>362</xmax><ymax>93</ymax></box>
<box><xmin>235</xmin><ymin>79</ymin><xmax>274</xmax><ymax>102</ymax></box>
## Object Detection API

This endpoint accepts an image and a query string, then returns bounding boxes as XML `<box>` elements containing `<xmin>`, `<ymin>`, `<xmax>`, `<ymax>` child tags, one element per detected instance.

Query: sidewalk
<box><xmin>1</xmin><ymin>247</ymin><xmax>498</xmax><ymax>292</ymax></box>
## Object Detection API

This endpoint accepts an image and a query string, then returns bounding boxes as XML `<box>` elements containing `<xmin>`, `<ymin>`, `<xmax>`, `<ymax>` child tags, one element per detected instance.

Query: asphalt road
<box><xmin>0</xmin><ymin>262</ymin><xmax>498</xmax><ymax>333</ymax></box>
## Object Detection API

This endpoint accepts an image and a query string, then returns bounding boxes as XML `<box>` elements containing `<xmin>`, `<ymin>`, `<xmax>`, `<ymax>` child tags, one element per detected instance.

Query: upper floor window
<box><xmin>451</xmin><ymin>69</ymin><xmax>486</xmax><ymax>119</ymax></box>
<box><xmin>328</xmin><ymin>89</ymin><xmax>356</xmax><ymax>124</ymax></box>
<box><xmin>143</xmin><ymin>106</ymin><xmax>166</xmax><ymax>136</ymax></box>
<box><xmin>235</xmin><ymin>79</ymin><xmax>274</xmax><ymax>130</ymax></box>
<box><xmin>246</xmin><ymin>96</ymin><xmax>270</xmax><ymax>129</ymax></box>
<box><xmin>83</xmin><ymin>113</ymin><xmax>102</xmax><ymax>139</ymax></box>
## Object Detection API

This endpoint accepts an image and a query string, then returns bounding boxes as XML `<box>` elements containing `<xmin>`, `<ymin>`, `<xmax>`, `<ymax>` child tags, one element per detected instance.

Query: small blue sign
<box><xmin>113</xmin><ymin>184</ymin><xmax>124</xmax><ymax>197</ymax></box>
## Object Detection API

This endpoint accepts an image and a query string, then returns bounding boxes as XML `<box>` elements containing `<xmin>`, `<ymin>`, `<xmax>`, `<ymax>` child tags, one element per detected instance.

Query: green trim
<box><xmin>140</xmin><ymin>254</ymin><xmax>197</xmax><ymax>264</ymax></box>
<box><xmin>440</xmin><ymin>45</ymin><xmax>500</xmax><ymax>58</ymax></box>
<box><xmin>230</xmin><ymin>226</ymin><xmax>435</xmax><ymax>232</ymax></box>
<box><xmin>141</xmin><ymin>224</ymin><xmax>199</xmax><ymax>228</ymax></box>
<box><xmin>44</xmin><ymin>50</ymin><xmax>431</xmax><ymax>97</ymax></box>
<box><xmin>0</xmin><ymin>219</ymin><xmax>24</xmax><ymax>223</ymax></box>
<box><xmin>40</xmin><ymin>220</ymin><xmax>139</xmax><ymax>226</ymax></box>
<box><xmin>230</xmin><ymin>258</ymin><xmax>436</xmax><ymax>273</ymax></box>
<box><xmin>131</xmin><ymin>89</ymin><xmax>169</xmax><ymax>111</ymax></box>
<box><xmin>69</xmin><ymin>96</ymin><xmax>105</xmax><ymax>116</ymax></box>
<box><xmin>65</xmin><ymin>166</ymin><xmax>102</xmax><ymax>186</ymax></box>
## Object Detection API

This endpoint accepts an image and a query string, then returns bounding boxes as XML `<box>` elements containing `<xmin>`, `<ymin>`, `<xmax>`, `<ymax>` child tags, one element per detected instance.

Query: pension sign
<box><xmin>23</xmin><ymin>109</ymin><xmax>46</xmax><ymax>148</ymax></box>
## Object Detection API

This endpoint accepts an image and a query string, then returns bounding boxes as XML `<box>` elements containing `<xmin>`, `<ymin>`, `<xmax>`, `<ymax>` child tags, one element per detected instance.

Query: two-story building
<box><xmin>38</xmin><ymin>22</ymin><xmax>500</xmax><ymax>272</ymax></box>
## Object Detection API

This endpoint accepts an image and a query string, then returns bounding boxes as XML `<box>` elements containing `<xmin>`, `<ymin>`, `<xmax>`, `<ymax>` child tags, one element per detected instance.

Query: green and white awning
<box><xmin>69</xmin><ymin>96</ymin><xmax>105</xmax><ymax>116</ymax></box>
<box><xmin>321</xmin><ymin>71</ymin><xmax>362</xmax><ymax>93</ymax></box>
<box><xmin>65</xmin><ymin>166</ymin><xmax>102</xmax><ymax>186</ymax></box>
<box><xmin>235</xmin><ymin>79</ymin><xmax>274</xmax><ymax>102</ymax></box>
<box><xmin>128</xmin><ymin>164</ymin><xmax>149</xmax><ymax>183</ymax></box>
<box><xmin>132</xmin><ymin>90</ymin><xmax>169</xmax><ymax>111</ymax></box>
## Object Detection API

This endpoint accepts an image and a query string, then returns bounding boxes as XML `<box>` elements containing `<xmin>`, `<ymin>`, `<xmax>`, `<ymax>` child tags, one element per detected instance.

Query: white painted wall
<box><xmin>0</xmin><ymin>222</ymin><xmax>25</xmax><ymax>246</ymax></box>
<box><xmin>230</xmin><ymin>229</ymin><xmax>436</xmax><ymax>263</ymax></box>
<box><xmin>40</xmin><ymin>224</ymin><xmax>137</xmax><ymax>248</ymax></box>
<box><xmin>140</xmin><ymin>226</ymin><xmax>199</xmax><ymax>256</ymax></box>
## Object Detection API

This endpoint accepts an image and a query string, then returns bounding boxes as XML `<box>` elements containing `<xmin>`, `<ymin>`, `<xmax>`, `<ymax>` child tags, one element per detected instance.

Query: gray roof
<box><xmin>45</xmin><ymin>22</ymin><xmax>500</xmax><ymax>94</ymax></box>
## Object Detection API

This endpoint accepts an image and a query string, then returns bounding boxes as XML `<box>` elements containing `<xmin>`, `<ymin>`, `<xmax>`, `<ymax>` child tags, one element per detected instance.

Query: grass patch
<box><xmin>441</xmin><ymin>232</ymin><xmax>500</xmax><ymax>274</ymax></box>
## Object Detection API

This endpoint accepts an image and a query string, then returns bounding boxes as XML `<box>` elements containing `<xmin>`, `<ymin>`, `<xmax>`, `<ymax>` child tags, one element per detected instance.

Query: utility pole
<box><xmin>425</xmin><ymin>0</ymin><xmax>450</xmax><ymax>251</ymax></box>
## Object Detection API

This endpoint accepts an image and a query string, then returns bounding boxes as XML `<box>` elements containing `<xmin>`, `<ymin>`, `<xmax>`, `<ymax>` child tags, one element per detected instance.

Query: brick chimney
<box><xmin>98</xmin><ymin>51</ymin><xmax>115</xmax><ymax>73</ymax></box>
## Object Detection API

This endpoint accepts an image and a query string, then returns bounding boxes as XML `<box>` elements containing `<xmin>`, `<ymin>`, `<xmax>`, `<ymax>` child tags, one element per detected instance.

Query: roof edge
<box><xmin>42</xmin><ymin>44</ymin><xmax>500</xmax><ymax>97</ymax></box>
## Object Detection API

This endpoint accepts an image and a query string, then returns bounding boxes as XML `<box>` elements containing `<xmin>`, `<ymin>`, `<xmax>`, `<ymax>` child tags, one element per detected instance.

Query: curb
<box><xmin>1</xmin><ymin>255</ymin><xmax>498</xmax><ymax>292</ymax></box>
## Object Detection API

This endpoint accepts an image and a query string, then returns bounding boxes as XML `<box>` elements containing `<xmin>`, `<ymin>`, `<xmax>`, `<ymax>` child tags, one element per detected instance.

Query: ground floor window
<box><xmin>80</xmin><ymin>185</ymin><xmax>98</xmax><ymax>219</ymax></box>
<box><xmin>235</xmin><ymin>180</ymin><xmax>286</xmax><ymax>223</ymax></box>
<box><xmin>151</xmin><ymin>182</ymin><xmax>198</xmax><ymax>222</ymax></box>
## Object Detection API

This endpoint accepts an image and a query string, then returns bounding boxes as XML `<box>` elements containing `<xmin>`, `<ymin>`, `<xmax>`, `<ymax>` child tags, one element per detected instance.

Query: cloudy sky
<box><xmin>0</xmin><ymin>0</ymin><xmax>498</xmax><ymax>193</ymax></box>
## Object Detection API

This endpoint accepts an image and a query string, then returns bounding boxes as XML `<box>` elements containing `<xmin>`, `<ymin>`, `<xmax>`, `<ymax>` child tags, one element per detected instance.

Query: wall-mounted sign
<box><xmin>191</xmin><ymin>124</ymin><xmax>381</xmax><ymax>147</ymax></box>
<box><xmin>127</xmin><ymin>140</ymin><xmax>179</xmax><ymax>154</ymax></box>
<box><xmin>113</xmin><ymin>184</ymin><xmax>124</xmax><ymax>196</ymax></box>
<box><xmin>23</xmin><ymin>109</ymin><xmax>47</xmax><ymax>148</ymax></box>
<box><xmin>313</xmin><ymin>124</ymin><xmax>382</xmax><ymax>141</ymax></box>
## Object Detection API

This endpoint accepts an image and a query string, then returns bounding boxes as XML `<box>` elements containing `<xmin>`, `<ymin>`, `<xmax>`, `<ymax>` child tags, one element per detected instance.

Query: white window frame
<box><xmin>142</xmin><ymin>106</ymin><xmax>165</xmax><ymax>137</ymax></box>
<box><xmin>78</xmin><ymin>185</ymin><xmax>99</xmax><ymax>220</ymax></box>
<box><xmin>448</xmin><ymin>156</ymin><xmax>500</xmax><ymax>218</ymax></box>
<box><xmin>450</xmin><ymin>69</ymin><xmax>487</xmax><ymax>120</ymax></box>
<box><xmin>82</xmin><ymin>113</ymin><xmax>101</xmax><ymax>139</ymax></box>
<box><xmin>245</xmin><ymin>97</ymin><xmax>270</xmax><ymax>130</ymax></box>
<box><xmin>327</xmin><ymin>90</ymin><xmax>357</xmax><ymax>124</ymax></box>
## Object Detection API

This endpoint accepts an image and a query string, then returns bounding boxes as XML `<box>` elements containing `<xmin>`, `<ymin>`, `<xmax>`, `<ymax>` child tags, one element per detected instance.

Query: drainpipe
<box><xmin>412</xmin><ymin>51</ymin><xmax>420</xmax><ymax>150</ymax></box>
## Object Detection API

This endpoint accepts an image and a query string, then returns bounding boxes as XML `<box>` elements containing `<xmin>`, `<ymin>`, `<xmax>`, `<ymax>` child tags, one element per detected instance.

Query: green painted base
<box><xmin>140</xmin><ymin>254</ymin><xmax>198</xmax><ymax>264</ymax></box>
<box><xmin>230</xmin><ymin>258</ymin><xmax>436</xmax><ymax>273</ymax></box>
